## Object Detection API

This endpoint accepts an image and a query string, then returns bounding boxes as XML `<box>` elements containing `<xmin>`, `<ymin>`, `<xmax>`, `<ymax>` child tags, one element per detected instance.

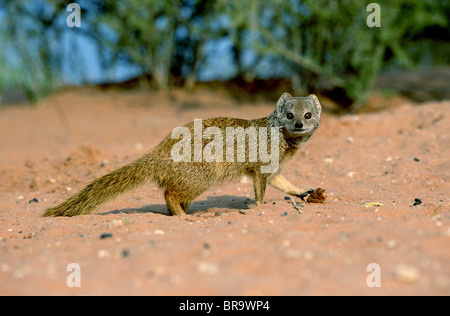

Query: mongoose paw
<box><xmin>294</xmin><ymin>187</ymin><xmax>314</xmax><ymax>201</ymax></box>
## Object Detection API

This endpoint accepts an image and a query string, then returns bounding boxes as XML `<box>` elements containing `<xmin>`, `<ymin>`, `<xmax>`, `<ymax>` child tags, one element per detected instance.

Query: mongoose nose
<box><xmin>295</xmin><ymin>122</ymin><xmax>303</xmax><ymax>129</ymax></box>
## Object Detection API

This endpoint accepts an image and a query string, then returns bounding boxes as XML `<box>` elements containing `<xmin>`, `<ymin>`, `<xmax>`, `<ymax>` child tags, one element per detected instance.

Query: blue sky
<box><xmin>41</xmin><ymin>22</ymin><xmax>238</xmax><ymax>85</ymax></box>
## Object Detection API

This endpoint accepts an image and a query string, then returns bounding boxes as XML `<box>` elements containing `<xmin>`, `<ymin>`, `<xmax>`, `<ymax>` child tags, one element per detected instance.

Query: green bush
<box><xmin>232</xmin><ymin>0</ymin><xmax>449</xmax><ymax>108</ymax></box>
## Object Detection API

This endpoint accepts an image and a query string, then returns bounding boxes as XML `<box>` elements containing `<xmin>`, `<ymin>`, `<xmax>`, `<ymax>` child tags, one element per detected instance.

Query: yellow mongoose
<box><xmin>43</xmin><ymin>92</ymin><xmax>321</xmax><ymax>217</ymax></box>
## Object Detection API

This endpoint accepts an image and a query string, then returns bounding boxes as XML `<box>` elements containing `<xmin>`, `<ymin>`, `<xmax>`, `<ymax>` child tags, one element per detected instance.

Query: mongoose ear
<box><xmin>308</xmin><ymin>94</ymin><xmax>322</xmax><ymax>113</ymax></box>
<box><xmin>276</xmin><ymin>92</ymin><xmax>292</xmax><ymax>111</ymax></box>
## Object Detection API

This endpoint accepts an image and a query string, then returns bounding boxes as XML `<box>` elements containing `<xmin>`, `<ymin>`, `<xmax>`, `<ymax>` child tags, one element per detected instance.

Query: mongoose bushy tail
<box><xmin>43</xmin><ymin>92</ymin><xmax>322</xmax><ymax>217</ymax></box>
<box><xmin>43</xmin><ymin>154</ymin><xmax>155</xmax><ymax>217</ymax></box>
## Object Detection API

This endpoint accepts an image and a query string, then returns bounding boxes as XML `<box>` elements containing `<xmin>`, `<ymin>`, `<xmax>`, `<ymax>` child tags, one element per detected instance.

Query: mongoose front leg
<box><xmin>164</xmin><ymin>191</ymin><xmax>187</xmax><ymax>216</ymax></box>
<box><xmin>268</xmin><ymin>174</ymin><xmax>313</xmax><ymax>200</ymax></box>
<box><xmin>253</xmin><ymin>173</ymin><xmax>268</xmax><ymax>206</ymax></box>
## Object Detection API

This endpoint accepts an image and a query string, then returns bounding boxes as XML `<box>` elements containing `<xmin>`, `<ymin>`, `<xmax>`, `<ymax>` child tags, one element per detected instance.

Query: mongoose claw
<box><xmin>295</xmin><ymin>187</ymin><xmax>314</xmax><ymax>201</ymax></box>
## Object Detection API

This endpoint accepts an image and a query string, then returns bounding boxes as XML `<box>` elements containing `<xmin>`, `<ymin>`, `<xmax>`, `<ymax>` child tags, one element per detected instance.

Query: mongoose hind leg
<box><xmin>181</xmin><ymin>201</ymin><xmax>192</xmax><ymax>212</ymax></box>
<box><xmin>164</xmin><ymin>191</ymin><xmax>186</xmax><ymax>216</ymax></box>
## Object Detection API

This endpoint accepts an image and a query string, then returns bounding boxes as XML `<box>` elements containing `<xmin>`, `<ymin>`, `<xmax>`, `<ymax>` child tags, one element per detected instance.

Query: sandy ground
<box><xmin>0</xmin><ymin>88</ymin><xmax>449</xmax><ymax>295</ymax></box>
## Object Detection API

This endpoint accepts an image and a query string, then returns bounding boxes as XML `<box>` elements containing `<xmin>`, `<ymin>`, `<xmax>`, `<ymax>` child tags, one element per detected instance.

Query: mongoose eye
<box><xmin>286</xmin><ymin>113</ymin><xmax>294</xmax><ymax>119</ymax></box>
<box><xmin>305</xmin><ymin>112</ymin><xmax>312</xmax><ymax>119</ymax></box>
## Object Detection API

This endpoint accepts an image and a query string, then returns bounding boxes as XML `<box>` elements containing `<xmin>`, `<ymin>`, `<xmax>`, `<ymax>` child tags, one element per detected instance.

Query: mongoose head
<box><xmin>271</xmin><ymin>92</ymin><xmax>322</xmax><ymax>137</ymax></box>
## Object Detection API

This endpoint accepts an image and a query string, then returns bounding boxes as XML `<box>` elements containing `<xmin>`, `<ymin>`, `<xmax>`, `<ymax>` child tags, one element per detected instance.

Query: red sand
<box><xmin>0</xmin><ymin>88</ymin><xmax>448</xmax><ymax>295</ymax></box>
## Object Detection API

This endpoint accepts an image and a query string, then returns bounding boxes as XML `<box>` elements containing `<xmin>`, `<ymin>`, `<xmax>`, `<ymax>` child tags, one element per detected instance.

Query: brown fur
<box><xmin>43</xmin><ymin>93</ymin><xmax>322</xmax><ymax>217</ymax></box>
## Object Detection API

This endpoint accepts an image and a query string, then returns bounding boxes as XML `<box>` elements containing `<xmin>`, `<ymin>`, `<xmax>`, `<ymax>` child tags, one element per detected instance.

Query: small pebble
<box><xmin>347</xmin><ymin>171</ymin><xmax>356</xmax><ymax>177</ymax></box>
<box><xmin>393</xmin><ymin>265</ymin><xmax>420</xmax><ymax>283</ymax></box>
<box><xmin>386</xmin><ymin>239</ymin><xmax>398</xmax><ymax>249</ymax></box>
<box><xmin>284</xmin><ymin>196</ymin><xmax>291</xmax><ymax>201</ymax></box>
<box><xmin>97</xmin><ymin>249</ymin><xmax>110</xmax><ymax>258</ymax></box>
<box><xmin>28</xmin><ymin>198</ymin><xmax>39</xmax><ymax>204</ymax></box>
<box><xmin>197</xmin><ymin>261</ymin><xmax>219</xmax><ymax>275</ymax></box>
<box><xmin>239</xmin><ymin>210</ymin><xmax>246</xmax><ymax>215</ymax></box>
<box><xmin>100</xmin><ymin>233</ymin><xmax>113</xmax><ymax>239</ymax></box>
<box><xmin>107</xmin><ymin>219</ymin><xmax>123</xmax><ymax>228</ymax></box>
<box><xmin>413</xmin><ymin>198</ymin><xmax>422</xmax><ymax>206</ymax></box>
<box><xmin>121</xmin><ymin>249</ymin><xmax>130</xmax><ymax>258</ymax></box>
